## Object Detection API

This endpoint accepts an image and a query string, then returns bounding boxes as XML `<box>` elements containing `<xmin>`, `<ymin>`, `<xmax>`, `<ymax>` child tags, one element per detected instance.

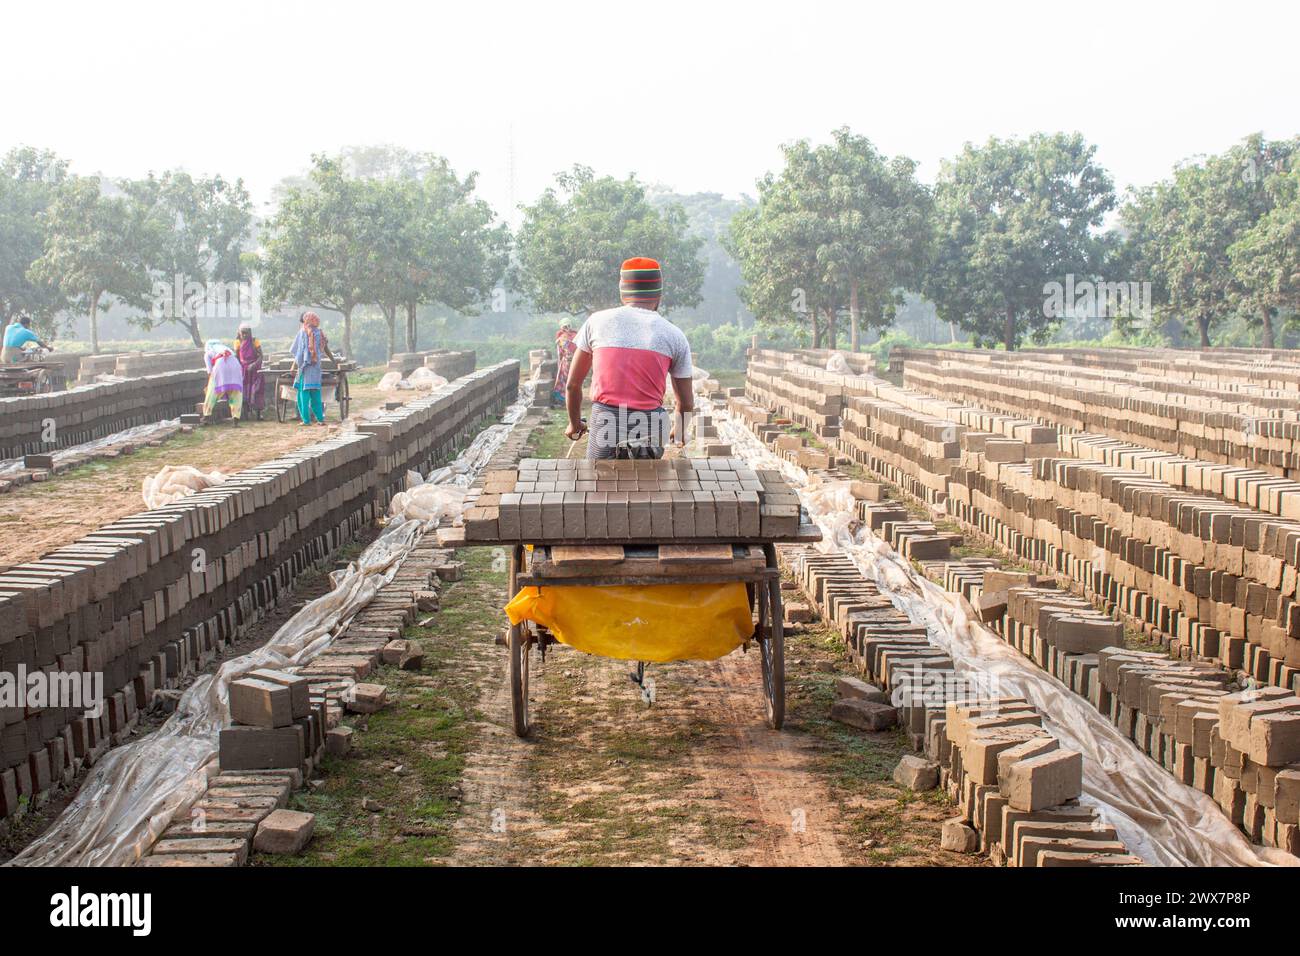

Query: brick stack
<box><xmin>358</xmin><ymin>360</ymin><xmax>519</xmax><ymax>508</ymax></box>
<box><xmin>386</xmin><ymin>349</ymin><xmax>476</xmax><ymax>380</ymax></box>
<box><xmin>899</xmin><ymin>349</ymin><xmax>1300</xmax><ymax>481</ymax></box>
<box><xmin>746</xmin><ymin>351</ymin><xmax>1300</xmax><ymax>694</ymax></box>
<box><xmin>460</xmin><ymin>456</ymin><xmax>805</xmax><ymax>543</ymax></box>
<box><xmin>0</xmin><ymin>370</ymin><xmax>206</xmax><ymax>460</ymax></box>
<box><xmin>114</xmin><ymin>349</ymin><xmax>206</xmax><ymax>377</ymax></box>
<box><xmin>423</xmin><ymin>349</ymin><xmax>476</xmax><ymax>381</ymax></box>
<box><xmin>778</xmin><ymin>545</ymin><xmax>1141</xmax><ymax>865</ymax></box>
<box><xmin>0</xmin><ymin>365</ymin><xmax>520</xmax><ymax>825</ymax></box>
<box><xmin>941</xmin><ymin>699</ymin><xmax>1141</xmax><ymax>866</ymax></box>
<box><xmin>76</xmin><ymin>353</ymin><xmax>124</xmax><ymax>383</ymax></box>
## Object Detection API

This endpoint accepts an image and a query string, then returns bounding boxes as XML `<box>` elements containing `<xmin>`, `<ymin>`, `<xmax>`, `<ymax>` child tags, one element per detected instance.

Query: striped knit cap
<box><xmin>619</xmin><ymin>256</ymin><xmax>663</xmax><ymax>308</ymax></box>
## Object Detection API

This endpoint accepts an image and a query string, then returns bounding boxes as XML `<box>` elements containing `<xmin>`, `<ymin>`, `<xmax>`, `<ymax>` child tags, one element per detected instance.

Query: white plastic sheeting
<box><xmin>9</xmin><ymin>383</ymin><xmax>531</xmax><ymax>867</ymax></box>
<box><xmin>710</xmin><ymin>396</ymin><xmax>1294</xmax><ymax>868</ymax></box>
<box><xmin>141</xmin><ymin>464</ymin><xmax>227</xmax><ymax>508</ymax></box>
<box><xmin>824</xmin><ymin>352</ymin><xmax>851</xmax><ymax>374</ymax></box>
<box><xmin>0</xmin><ymin>418</ymin><xmax>183</xmax><ymax>478</ymax></box>
<box><xmin>377</xmin><ymin>368</ymin><xmax>448</xmax><ymax>392</ymax></box>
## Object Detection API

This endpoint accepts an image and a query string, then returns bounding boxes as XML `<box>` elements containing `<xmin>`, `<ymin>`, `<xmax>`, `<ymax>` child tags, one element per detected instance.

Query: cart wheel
<box><xmin>507</xmin><ymin>546</ymin><xmax>530</xmax><ymax>736</ymax></box>
<box><xmin>760</xmin><ymin>546</ymin><xmax>786</xmax><ymax>730</ymax></box>
<box><xmin>761</xmin><ymin>581</ymin><xmax>786</xmax><ymax>730</ymax></box>
<box><xmin>337</xmin><ymin>375</ymin><xmax>351</xmax><ymax>421</ymax></box>
<box><xmin>509</xmin><ymin>622</ymin><xmax>531</xmax><ymax>736</ymax></box>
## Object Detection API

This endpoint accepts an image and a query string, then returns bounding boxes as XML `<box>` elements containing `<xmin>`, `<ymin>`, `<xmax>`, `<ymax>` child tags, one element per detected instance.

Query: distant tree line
<box><xmin>729</xmin><ymin>128</ymin><xmax>1300</xmax><ymax>350</ymax></box>
<box><xmin>2</xmin><ymin>131</ymin><xmax>1297</xmax><ymax>357</ymax></box>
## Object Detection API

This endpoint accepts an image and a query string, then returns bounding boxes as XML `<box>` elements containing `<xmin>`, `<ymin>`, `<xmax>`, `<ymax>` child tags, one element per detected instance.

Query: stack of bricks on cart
<box><xmin>0</xmin><ymin>369</ymin><xmax>206</xmax><ymax>461</ymax></box>
<box><xmin>460</xmin><ymin>457</ymin><xmax>804</xmax><ymax>543</ymax></box>
<box><xmin>0</xmin><ymin>360</ymin><xmax>519</xmax><ymax>827</ymax></box>
<box><xmin>777</xmin><ymin>545</ymin><xmax>1141</xmax><ymax>865</ymax></box>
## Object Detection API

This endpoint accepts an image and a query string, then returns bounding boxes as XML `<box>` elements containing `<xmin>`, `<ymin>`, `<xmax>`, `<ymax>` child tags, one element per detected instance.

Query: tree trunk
<box><xmin>826</xmin><ymin>308</ymin><xmax>838</xmax><ymax>350</ymax></box>
<box><xmin>187</xmin><ymin>314</ymin><xmax>203</xmax><ymax>348</ymax></box>
<box><xmin>342</xmin><ymin>301</ymin><xmax>355</xmax><ymax>359</ymax></box>
<box><xmin>849</xmin><ymin>279</ymin><xmax>860</xmax><ymax>352</ymax></box>
<box><xmin>810</xmin><ymin>309</ymin><xmax>821</xmax><ymax>349</ymax></box>
<box><xmin>382</xmin><ymin>304</ymin><xmax>397</xmax><ymax>360</ymax></box>
<box><xmin>949</xmin><ymin>321</ymin><xmax>957</xmax><ymax>344</ymax></box>
<box><xmin>1261</xmin><ymin>310</ymin><xmax>1275</xmax><ymax>349</ymax></box>
<box><xmin>406</xmin><ymin>301</ymin><xmax>417</xmax><ymax>352</ymax></box>
<box><xmin>89</xmin><ymin>289</ymin><xmax>102</xmax><ymax>354</ymax></box>
<box><xmin>1003</xmin><ymin>306</ymin><xmax>1016</xmax><ymax>352</ymax></box>
<box><xmin>1198</xmin><ymin>314</ymin><xmax>1211</xmax><ymax>348</ymax></box>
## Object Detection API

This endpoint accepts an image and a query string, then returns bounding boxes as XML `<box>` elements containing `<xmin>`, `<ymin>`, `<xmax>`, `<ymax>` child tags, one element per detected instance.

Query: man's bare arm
<box><xmin>669</xmin><ymin>375</ymin><xmax>695</xmax><ymax>445</ymax></box>
<box><xmin>565</xmin><ymin>349</ymin><xmax>592</xmax><ymax>440</ymax></box>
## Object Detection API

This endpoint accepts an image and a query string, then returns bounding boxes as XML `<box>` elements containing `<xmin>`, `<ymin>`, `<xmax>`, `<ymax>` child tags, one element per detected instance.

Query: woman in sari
<box><xmin>553</xmin><ymin>319</ymin><xmax>577</xmax><ymax>405</ymax></box>
<box><xmin>234</xmin><ymin>322</ymin><xmax>265</xmax><ymax>420</ymax></box>
<box><xmin>290</xmin><ymin>311</ymin><xmax>334</xmax><ymax>426</ymax></box>
<box><xmin>202</xmin><ymin>339</ymin><xmax>243</xmax><ymax>423</ymax></box>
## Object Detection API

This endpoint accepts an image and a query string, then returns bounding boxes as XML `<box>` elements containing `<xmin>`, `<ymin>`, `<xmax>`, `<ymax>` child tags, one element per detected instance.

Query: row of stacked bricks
<box><xmin>0</xmin><ymin>361</ymin><xmax>519</xmax><ymax>826</ymax></box>
<box><xmin>460</xmin><ymin>456</ymin><xmax>801</xmax><ymax>542</ymax></box>
<box><xmin>143</xmin><ymin>393</ymin><xmax>532</xmax><ymax>866</ymax></box>
<box><xmin>900</xmin><ymin>348</ymin><xmax>1300</xmax><ymax>484</ymax></box>
<box><xmin>749</xmin><ymin>351</ymin><xmax>1300</xmax><ymax>693</ymax></box>
<box><xmin>358</xmin><ymin>360</ymin><xmax>519</xmax><ymax>509</ymax></box>
<box><xmin>970</xmin><ymin>569</ymin><xmax>1300</xmax><ymax>856</ymax></box>
<box><xmin>141</xmin><ymin>542</ymin><xmax>460</xmax><ymax>866</ymax></box>
<box><xmin>780</xmin><ymin>546</ymin><xmax>1140</xmax><ymax>865</ymax></box>
<box><xmin>741</xmin><ymin>350</ymin><xmax>1300</xmax><ymax>855</ymax></box>
<box><xmin>386</xmin><ymin>349</ymin><xmax>477</xmax><ymax>381</ymax></box>
<box><xmin>0</xmin><ymin>369</ymin><xmax>207</xmax><ymax>460</ymax></box>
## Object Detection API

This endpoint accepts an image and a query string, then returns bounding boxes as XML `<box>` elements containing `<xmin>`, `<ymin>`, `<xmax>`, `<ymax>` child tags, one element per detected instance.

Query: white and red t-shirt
<box><xmin>574</xmin><ymin>306</ymin><xmax>694</xmax><ymax>410</ymax></box>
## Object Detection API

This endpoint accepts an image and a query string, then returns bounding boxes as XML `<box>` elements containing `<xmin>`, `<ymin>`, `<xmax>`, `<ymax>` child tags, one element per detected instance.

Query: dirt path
<box><xmin>439</xmin><ymin>413</ymin><xmax>968</xmax><ymax>867</ymax></box>
<box><xmin>0</xmin><ymin>374</ymin><xmax>399</xmax><ymax>568</ymax></box>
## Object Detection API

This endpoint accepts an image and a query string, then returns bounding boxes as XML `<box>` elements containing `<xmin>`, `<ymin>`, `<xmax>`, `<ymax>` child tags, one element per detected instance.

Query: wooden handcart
<box><xmin>501</xmin><ymin>541</ymin><xmax>787</xmax><ymax>737</ymax></box>
<box><xmin>265</xmin><ymin>356</ymin><xmax>357</xmax><ymax>423</ymax></box>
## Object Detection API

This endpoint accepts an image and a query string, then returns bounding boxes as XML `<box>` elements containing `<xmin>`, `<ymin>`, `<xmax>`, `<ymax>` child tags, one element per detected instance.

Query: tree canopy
<box><xmin>514</xmin><ymin>166</ymin><xmax>704</xmax><ymax>316</ymax></box>
<box><xmin>924</xmin><ymin>133</ymin><xmax>1114</xmax><ymax>350</ymax></box>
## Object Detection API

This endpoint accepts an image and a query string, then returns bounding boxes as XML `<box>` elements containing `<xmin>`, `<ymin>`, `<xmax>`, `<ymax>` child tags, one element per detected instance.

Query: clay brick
<box><xmin>1002</xmin><ymin>748</ymin><xmax>1083</xmax><ymax>811</ymax></box>
<box><xmin>229</xmin><ymin>678</ymin><xmax>294</xmax><ymax>728</ymax></box>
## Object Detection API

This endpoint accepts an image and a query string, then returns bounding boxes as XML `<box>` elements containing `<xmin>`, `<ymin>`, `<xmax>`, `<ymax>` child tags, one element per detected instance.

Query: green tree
<box><xmin>260</xmin><ymin>156</ymin><xmax>372</xmax><ymax>357</ymax></box>
<box><xmin>1229</xmin><ymin>144</ymin><xmax>1300</xmax><ymax>348</ymax></box>
<box><xmin>396</xmin><ymin>160</ymin><xmax>509</xmax><ymax>353</ymax></box>
<box><xmin>813</xmin><ymin>129</ymin><xmax>932</xmax><ymax>350</ymax></box>
<box><xmin>29</xmin><ymin>176</ymin><xmax>158</xmax><ymax>353</ymax></box>
<box><xmin>514</xmin><ymin>166</ymin><xmax>704</xmax><ymax>315</ymax></box>
<box><xmin>0</xmin><ymin>147</ymin><xmax>70</xmax><ymax>332</ymax></box>
<box><xmin>125</xmin><ymin>170</ymin><xmax>254</xmax><ymax>346</ymax></box>
<box><xmin>1121</xmin><ymin>135</ymin><xmax>1296</xmax><ymax>348</ymax></box>
<box><xmin>925</xmin><ymin>133</ymin><xmax>1114</xmax><ymax>350</ymax></box>
<box><xmin>649</xmin><ymin>189</ymin><xmax>755</xmax><ymax>329</ymax></box>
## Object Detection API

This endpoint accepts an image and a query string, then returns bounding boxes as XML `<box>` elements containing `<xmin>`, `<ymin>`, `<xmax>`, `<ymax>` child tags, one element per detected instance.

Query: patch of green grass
<box><xmin>526</xmin><ymin>411</ymin><xmax>579</xmax><ymax>461</ymax></box>
<box><xmin>260</xmin><ymin>546</ymin><xmax>507</xmax><ymax>867</ymax></box>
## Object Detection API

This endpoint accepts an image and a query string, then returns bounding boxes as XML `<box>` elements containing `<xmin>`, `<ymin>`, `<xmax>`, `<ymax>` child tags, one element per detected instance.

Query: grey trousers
<box><xmin>586</xmin><ymin>401</ymin><xmax>669</xmax><ymax>460</ymax></box>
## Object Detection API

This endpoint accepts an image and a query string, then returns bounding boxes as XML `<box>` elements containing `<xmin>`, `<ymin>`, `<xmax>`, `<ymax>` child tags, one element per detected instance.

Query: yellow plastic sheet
<box><xmin>505</xmin><ymin>583</ymin><xmax>752</xmax><ymax>662</ymax></box>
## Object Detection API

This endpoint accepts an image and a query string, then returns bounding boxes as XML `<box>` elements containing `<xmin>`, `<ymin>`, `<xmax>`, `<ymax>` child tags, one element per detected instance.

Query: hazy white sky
<box><xmin>5</xmin><ymin>0</ymin><xmax>1297</xmax><ymax>224</ymax></box>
